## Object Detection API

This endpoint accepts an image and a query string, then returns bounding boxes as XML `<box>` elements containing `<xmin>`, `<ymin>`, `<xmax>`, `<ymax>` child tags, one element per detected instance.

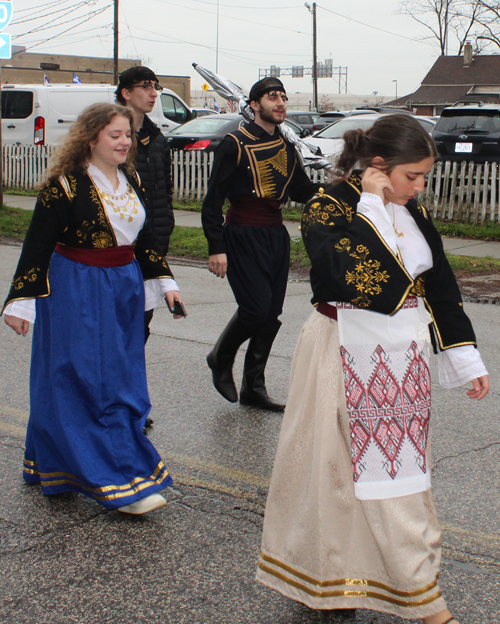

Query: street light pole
<box><xmin>216</xmin><ymin>0</ymin><xmax>220</xmax><ymax>73</ymax></box>
<box><xmin>305</xmin><ymin>2</ymin><xmax>318</xmax><ymax>112</ymax></box>
<box><xmin>113</xmin><ymin>0</ymin><xmax>119</xmax><ymax>85</ymax></box>
<box><xmin>392</xmin><ymin>79</ymin><xmax>398</xmax><ymax>101</ymax></box>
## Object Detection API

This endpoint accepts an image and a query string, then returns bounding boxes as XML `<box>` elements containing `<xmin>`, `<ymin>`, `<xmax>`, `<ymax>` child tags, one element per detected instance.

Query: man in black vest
<box><xmin>115</xmin><ymin>66</ymin><xmax>175</xmax><ymax>342</ymax></box>
<box><xmin>202</xmin><ymin>77</ymin><xmax>319</xmax><ymax>411</ymax></box>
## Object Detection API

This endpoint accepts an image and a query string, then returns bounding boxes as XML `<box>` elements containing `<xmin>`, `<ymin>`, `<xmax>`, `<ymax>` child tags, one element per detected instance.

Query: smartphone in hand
<box><xmin>165</xmin><ymin>296</ymin><xmax>187</xmax><ymax>317</ymax></box>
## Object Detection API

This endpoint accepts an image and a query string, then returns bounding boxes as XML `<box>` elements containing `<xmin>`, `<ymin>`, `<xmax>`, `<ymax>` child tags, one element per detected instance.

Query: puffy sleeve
<box><xmin>2</xmin><ymin>180</ymin><xmax>70</xmax><ymax>314</ymax></box>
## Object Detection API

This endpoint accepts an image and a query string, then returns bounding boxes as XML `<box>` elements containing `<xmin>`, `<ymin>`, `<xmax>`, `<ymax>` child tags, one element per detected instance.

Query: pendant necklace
<box><xmin>390</xmin><ymin>204</ymin><xmax>404</xmax><ymax>238</ymax></box>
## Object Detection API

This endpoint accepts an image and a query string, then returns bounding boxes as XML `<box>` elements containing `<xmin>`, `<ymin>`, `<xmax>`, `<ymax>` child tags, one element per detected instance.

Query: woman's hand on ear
<box><xmin>361</xmin><ymin>167</ymin><xmax>394</xmax><ymax>203</ymax></box>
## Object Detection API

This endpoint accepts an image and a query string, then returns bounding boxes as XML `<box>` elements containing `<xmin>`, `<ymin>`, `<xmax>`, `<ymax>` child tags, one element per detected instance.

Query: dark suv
<box><xmin>432</xmin><ymin>102</ymin><xmax>500</xmax><ymax>162</ymax></box>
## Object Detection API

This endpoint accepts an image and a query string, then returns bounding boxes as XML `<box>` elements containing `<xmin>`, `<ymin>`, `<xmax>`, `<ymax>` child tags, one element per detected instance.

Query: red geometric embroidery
<box><xmin>402</xmin><ymin>342</ymin><xmax>431</xmax><ymax>468</ymax></box>
<box><xmin>342</xmin><ymin>342</ymin><xmax>430</xmax><ymax>483</ymax></box>
<box><xmin>341</xmin><ymin>346</ymin><xmax>366</xmax><ymax>410</ymax></box>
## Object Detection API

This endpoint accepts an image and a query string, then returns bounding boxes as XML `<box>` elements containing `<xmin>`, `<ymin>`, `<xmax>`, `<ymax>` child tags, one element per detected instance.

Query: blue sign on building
<box><xmin>0</xmin><ymin>32</ymin><xmax>11</xmax><ymax>59</ymax></box>
<box><xmin>0</xmin><ymin>2</ymin><xmax>13</xmax><ymax>31</ymax></box>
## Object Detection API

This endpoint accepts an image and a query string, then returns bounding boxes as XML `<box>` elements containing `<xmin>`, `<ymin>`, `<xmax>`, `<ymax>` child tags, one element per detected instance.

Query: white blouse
<box><xmin>357</xmin><ymin>192</ymin><xmax>487</xmax><ymax>389</ymax></box>
<box><xmin>4</xmin><ymin>164</ymin><xmax>178</xmax><ymax>323</ymax></box>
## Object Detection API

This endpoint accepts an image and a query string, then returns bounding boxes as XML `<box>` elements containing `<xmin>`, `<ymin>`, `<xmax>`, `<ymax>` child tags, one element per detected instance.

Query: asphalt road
<box><xmin>0</xmin><ymin>243</ymin><xmax>499</xmax><ymax>624</ymax></box>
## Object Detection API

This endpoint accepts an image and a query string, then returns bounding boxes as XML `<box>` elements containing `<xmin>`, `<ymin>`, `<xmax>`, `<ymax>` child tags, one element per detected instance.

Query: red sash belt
<box><xmin>316</xmin><ymin>302</ymin><xmax>338</xmax><ymax>320</ymax></box>
<box><xmin>55</xmin><ymin>243</ymin><xmax>135</xmax><ymax>267</ymax></box>
<box><xmin>225</xmin><ymin>197</ymin><xmax>283</xmax><ymax>227</ymax></box>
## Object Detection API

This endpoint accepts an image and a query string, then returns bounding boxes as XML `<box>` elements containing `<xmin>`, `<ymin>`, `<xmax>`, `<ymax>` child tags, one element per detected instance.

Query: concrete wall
<box><xmin>190</xmin><ymin>89</ymin><xmax>393</xmax><ymax>112</ymax></box>
<box><xmin>1</xmin><ymin>51</ymin><xmax>191</xmax><ymax>104</ymax></box>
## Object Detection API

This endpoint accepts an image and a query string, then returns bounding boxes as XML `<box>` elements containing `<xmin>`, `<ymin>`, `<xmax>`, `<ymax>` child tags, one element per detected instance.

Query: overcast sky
<box><xmin>10</xmin><ymin>0</ymin><xmax>457</xmax><ymax>99</ymax></box>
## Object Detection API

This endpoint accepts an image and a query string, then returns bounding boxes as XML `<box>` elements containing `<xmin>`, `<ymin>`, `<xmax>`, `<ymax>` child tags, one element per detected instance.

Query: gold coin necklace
<box><xmin>101</xmin><ymin>185</ymin><xmax>139</xmax><ymax>222</ymax></box>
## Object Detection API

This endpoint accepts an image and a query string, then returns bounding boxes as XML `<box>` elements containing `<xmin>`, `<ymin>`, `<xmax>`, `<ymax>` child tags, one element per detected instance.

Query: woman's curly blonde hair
<box><xmin>44</xmin><ymin>102</ymin><xmax>137</xmax><ymax>183</ymax></box>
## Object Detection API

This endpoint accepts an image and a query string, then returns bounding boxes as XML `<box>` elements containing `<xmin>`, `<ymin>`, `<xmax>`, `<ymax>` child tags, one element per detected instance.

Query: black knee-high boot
<box><xmin>207</xmin><ymin>312</ymin><xmax>255</xmax><ymax>403</ymax></box>
<box><xmin>239</xmin><ymin>319</ymin><xmax>285</xmax><ymax>412</ymax></box>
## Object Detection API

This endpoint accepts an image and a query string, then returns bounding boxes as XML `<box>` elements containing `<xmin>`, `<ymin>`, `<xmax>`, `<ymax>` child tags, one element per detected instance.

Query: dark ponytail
<box><xmin>332</xmin><ymin>114</ymin><xmax>437</xmax><ymax>182</ymax></box>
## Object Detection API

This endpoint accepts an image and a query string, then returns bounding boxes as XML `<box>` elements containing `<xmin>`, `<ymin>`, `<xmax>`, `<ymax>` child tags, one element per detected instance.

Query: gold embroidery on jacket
<box><xmin>91</xmin><ymin>231</ymin><xmax>114</xmax><ymax>249</ymax></box>
<box><xmin>145</xmin><ymin>249</ymin><xmax>170</xmax><ymax>271</ymax></box>
<box><xmin>59</xmin><ymin>175</ymin><xmax>77</xmax><ymax>202</ymax></box>
<box><xmin>410</xmin><ymin>276</ymin><xmax>426</xmax><ymax>297</ymax></box>
<box><xmin>335</xmin><ymin>238</ymin><xmax>390</xmax><ymax>308</ymax></box>
<box><xmin>13</xmin><ymin>267</ymin><xmax>40</xmax><ymax>290</ymax></box>
<box><xmin>89</xmin><ymin>185</ymin><xmax>109</xmax><ymax>228</ymax></box>
<box><xmin>255</xmin><ymin>144</ymin><xmax>288</xmax><ymax>197</ymax></box>
<box><xmin>416</xmin><ymin>203</ymin><xmax>429</xmax><ymax>219</ymax></box>
<box><xmin>39</xmin><ymin>184</ymin><xmax>61</xmax><ymax>207</ymax></box>
<box><xmin>302</xmin><ymin>197</ymin><xmax>354</xmax><ymax>235</ymax></box>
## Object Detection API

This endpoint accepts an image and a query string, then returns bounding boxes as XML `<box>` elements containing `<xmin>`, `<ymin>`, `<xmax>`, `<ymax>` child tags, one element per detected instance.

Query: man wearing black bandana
<box><xmin>202</xmin><ymin>77</ymin><xmax>319</xmax><ymax>411</ymax></box>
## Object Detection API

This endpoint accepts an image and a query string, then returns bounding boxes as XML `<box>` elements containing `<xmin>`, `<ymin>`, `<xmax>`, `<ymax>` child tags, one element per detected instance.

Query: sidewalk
<box><xmin>5</xmin><ymin>194</ymin><xmax>500</xmax><ymax>259</ymax></box>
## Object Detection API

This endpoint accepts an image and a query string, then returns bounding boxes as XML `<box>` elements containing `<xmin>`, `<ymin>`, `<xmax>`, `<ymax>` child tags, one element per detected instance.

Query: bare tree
<box><xmin>398</xmin><ymin>0</ymin><xmax>500</xmax><ymax>54</ymax></box>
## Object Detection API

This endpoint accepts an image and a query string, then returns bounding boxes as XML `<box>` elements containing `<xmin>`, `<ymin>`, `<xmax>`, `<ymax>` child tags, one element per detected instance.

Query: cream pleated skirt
<box><xmin>256</xmin><ymin>310</ymin><xmax>447</xmax><ymax>619</ymax></box>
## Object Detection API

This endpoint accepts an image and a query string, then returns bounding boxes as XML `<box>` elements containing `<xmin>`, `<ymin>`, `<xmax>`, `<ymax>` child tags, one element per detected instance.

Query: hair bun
<box><xmin>343</xmin><ymin>129</ymin><xmax>366</xmax><ymax>152</ymax></box>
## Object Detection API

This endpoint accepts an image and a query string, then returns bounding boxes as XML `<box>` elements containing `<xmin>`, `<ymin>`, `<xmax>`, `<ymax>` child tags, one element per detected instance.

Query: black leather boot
<box><xmin>239</xmin><ymin>319</ymin><xmax>285</xmax><ymax>412</ymax></box>
<box><xmin>207</xmin><ymin>312</ymin><xmax>255</xmax><ymax>402</ymax></box>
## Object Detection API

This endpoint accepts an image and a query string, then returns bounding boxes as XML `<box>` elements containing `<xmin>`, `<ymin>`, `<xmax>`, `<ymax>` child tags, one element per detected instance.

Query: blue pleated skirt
<box><xmin>23</xmin><ymin>252</ymin><xmax>172</xmax><ymax>509</ymax></box>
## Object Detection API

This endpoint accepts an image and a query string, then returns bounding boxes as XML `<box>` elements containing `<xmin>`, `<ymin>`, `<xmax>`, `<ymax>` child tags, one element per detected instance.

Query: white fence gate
<box><xmin>3</xmin><ymin>145</ymin><xmax>499</xmax><ymax>224</ymax></box>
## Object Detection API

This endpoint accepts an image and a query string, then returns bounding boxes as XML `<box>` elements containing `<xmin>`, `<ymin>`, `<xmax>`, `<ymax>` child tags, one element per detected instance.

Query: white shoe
<box><xmin>118</xmin><ymin>493</ymin><xmax>166</xmax><ymax>515</ymax></box>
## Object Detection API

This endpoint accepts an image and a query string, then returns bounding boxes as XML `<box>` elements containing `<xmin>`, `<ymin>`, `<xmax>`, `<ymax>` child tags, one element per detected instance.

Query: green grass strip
<box><xmin>2</xmin><ymin>205</ymin><xmax>500</xmax><ymax>276</ymax></box>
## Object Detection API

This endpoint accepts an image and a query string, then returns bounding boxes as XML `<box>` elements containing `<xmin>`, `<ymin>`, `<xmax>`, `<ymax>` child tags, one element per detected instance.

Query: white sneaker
<box><xmin>118</xmin><ymin>493</ymin><xmax>166</xmax><ymax>515</ymax></box>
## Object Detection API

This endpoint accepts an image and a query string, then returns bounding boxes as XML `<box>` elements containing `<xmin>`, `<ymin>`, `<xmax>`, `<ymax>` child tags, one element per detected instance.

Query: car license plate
<box><xmin>455</xmin><ymin>142</ymin><xmax>473</xmax><ymax>153</ymax></box>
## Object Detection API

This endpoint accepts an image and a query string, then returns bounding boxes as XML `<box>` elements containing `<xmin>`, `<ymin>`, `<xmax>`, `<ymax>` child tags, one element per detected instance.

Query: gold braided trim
<box><xmin>237</xmin><ymin>126</ymin><xmax>259</xmax><ymax>141</ymax></box>
<box><xmin>23</xmin><ymin>460</ymin><xmax>170</xmax><ymax>501</ymax></box>
<box><xmin>422</xmin><ymin>297</ymin><xmax>476</xmax><ymax>351</ymax></box>
<box><xmin>258</xmin><ymin>559</ymin><xmax>442</xmax><ymax>607</ymax></box>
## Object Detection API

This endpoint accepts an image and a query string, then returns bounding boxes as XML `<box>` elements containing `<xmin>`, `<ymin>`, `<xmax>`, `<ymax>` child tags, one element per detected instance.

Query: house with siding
<box><xmin>390</xmin><ymin>43</ymin><xmax>500</xmax><ymax>116</ymax></box>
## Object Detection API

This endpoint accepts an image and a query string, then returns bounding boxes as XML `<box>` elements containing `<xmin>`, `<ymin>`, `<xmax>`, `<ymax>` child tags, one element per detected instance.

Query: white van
<box><xmin>0</xmin><ymin>83</ymin><xmax>194</xmax><ymax>145</ymax></box>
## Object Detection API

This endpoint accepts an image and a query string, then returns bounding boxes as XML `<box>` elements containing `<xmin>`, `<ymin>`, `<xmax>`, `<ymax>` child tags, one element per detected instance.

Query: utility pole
<box><xmin>113</xmin><ymin>0</ymin><xmax>119</xmax><ymax>85</ymax></box>
<box><xmin>216</xmin><ymin>0</ymin><xmax>220</xmax><ymax>73</ymax></box>
<box><xmin>312</xmin><ymin>2</ymin><xmax>318</xmax><ymax>112</ymax></box>
<box><xmin>305</xmin><ymin>3</ymin><xmax>318</xmax><ymax>112</ymax></box>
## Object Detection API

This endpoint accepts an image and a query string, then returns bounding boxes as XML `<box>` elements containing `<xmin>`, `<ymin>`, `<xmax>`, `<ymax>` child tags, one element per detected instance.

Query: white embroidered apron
<box><xmin>335</xmin><ymin>296</ymin><xmax>432</xmax><ymax>500</ymax></box>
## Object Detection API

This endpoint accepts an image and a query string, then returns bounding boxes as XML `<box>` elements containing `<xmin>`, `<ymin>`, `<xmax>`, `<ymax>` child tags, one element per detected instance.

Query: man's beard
<box><xmin>258</xmin><ymin>104</ymin><xmax>284</xmax><ymax>125</ymax></box>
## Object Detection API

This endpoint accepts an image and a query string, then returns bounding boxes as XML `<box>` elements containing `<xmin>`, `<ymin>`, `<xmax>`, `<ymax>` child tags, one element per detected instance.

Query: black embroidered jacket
<box><xmin>3</xmin><ymin>169</ymin><xmax>174</xmax><ymax>311</ymax></box>
<box><xmin>202</xmin><ymin>120</ymin><xmax>320</xmax><ymax>255</ymax></box>
<box><xmin>301</xmin><ymin>173</ymin><xmax>476</xmax><ymax>351</ymax></box>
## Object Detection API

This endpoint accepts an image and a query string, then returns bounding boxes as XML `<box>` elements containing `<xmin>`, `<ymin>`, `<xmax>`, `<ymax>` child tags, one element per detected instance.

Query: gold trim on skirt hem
<box><xmin>258</xmin><ymin>555</ymin><xmax>442</xmax><ymax>608</ymax></box>
<box><xmin>23</xmin><ymin>459</ymin><xmax>170</xmax><ymax>500</ymax></box>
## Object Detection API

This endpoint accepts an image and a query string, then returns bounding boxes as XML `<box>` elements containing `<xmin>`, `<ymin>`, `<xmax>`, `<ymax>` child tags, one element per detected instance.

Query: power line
<box><xmin>14</xmin><ymin>4</ymin><xmax>112</xmax><ymax>52</ymax></box>
<box><xmin>14</xmin><ymin>4</ymin><xmax>102</xmax><ymax>37</ymax></box>
<box><xmin>317</xmin><ymin>4</ymin><xmax>438</xmax><ymax>49</ymax></box>
<box><xmin>129</xmin><ymin>24</ymin><xmax>309</xmax><ymax>59</ymax></box>
<box><xmin>14</xmin><ymin>0</ymin><xmax>73</xmax><ymax>14</ymax></box>
<box><xmin>165</xmin><ymin>0</ymin><xmax>300</xmax><ymax>9</ymax></box>
<box><xmin>151</xmin><ymin>0</ymin><xmax>309</xmax><ymax>36</ymax></box>
<box><xmin>12</xmin><ymin>1</ymin><xmax>91</xmax><ymax>26</ymax></box>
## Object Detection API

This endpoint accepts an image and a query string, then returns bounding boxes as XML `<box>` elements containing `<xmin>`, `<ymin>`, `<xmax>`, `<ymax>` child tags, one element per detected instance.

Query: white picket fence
<box><xmin>3</xmin><ymin>144</ymin><xmax>56</xmax><ymax>190</ymax></box>
<box><xmin>3</xmin><ymin>145</ymin><xmax>500</xmax><ymax>224</ymax></box>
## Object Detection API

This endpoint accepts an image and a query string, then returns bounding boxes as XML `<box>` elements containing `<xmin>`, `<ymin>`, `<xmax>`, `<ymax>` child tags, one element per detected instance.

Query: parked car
<box><xmin>285</xmin><ymin>111</ymin><xmax>320</xmax><ymax>134</ymax></box>
<box><xmin>192</xmin><ymin>108</ymin><xmax>219</xmax><ymax>117</ymax></box>
<box><xmin>167</xmin><ymin>113</ymin><xmax>309</xmax><ymax>152</ymax></box>
<box><xmin>305</xmin><ymin>113</ymin><xmax>436</xmax><ymax>160</ymax></box>
<box><xmin>311</xmin><ymin>107</ymin><xmax>413</xmax><ymax>133</ymax></box>
<box><xmin>432</xmin><ymin>102</ymin><xmax>500</xmax><ymax>162</ymax></box>
<box><xmin>0</xmin><ymin>83</ymin><xmax>194</xmax><ymax>145</ymax></box>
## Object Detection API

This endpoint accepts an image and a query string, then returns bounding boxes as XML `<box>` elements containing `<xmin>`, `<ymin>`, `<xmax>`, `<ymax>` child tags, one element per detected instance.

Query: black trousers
<box><xmin>224</xmin><ymin>224</ymin><xmax>290</xmax><ymax>326</ymax></box>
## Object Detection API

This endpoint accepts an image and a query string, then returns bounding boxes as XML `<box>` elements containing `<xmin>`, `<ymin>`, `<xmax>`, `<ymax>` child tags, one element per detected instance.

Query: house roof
<box><xmin>390</xmin><ymin>54</ymin><xmax>500</xmax><ymax>106</ymax></box>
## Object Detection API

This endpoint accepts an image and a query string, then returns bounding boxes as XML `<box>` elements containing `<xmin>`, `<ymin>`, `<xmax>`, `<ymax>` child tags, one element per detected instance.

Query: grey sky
<box><xmin>9</xmin><ymin>0</ymin><xmax>453</xmax><ymax>99</ymax></box>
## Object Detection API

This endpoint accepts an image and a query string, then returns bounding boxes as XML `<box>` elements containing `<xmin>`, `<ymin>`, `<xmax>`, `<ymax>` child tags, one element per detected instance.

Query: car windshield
<box><xmin>289</xmin><ymin>113</ymin><xmax>319</xmax><ymax>124</ymax></box>
<box><xmin>315</xmin><ymin>116</ymin><xmax>434</xmax><ymax>139</ymax></box>
<box><xmin>315</xmin><ymin>118</ymin><xmax>377</xmax><ymax>139</ymax></box>
<box><xmin>435</xmin><ymin>111</ymin><xmax>500</xmax><ymax>134</ymax></box>
<box><xmin>169</xmin><ymin>117</ymin><xmax>236</xmax><ymax>135</ymax></box>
